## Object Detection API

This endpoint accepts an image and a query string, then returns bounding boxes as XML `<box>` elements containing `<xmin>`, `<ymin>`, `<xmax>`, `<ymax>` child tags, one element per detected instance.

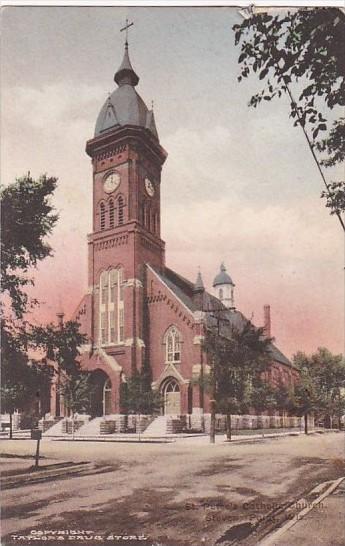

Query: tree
<box><xmin>293</xmin><ymin>348</ymin><xmax>345</xmax><ymax>432</ymax></box>
<box><xmin>233</xmin><ymin>8</ymin><xmax>345</xmax><ymax>225</ymax></box>
<box><xmin>292</xmin><ymin>364</ymin><xmax>320</xmax><ymax>435</ymax></box>
<box><xmin>272</xmin><ymin>379</ymin><xmax>295</xmax><ymax>426</ymax></box>
<box><xmin>29</xmin><ymin>320</ymin><xmax>89</xmax><ymax>431</ymax></box>
<box><xmin>203</xmin><ymin>320</ymin><xmax>273</xmax><ymax>441</ymax></box>
<box><xmin>30</xmin><ymin>320</ymin><xmax>87</xmax><ymax>377</ymax></box>
<box><xmin>1</xmin><ymin>174</ymin><xmax>58</xmax><ymax>319</ymax></box>
<box><xmin>0</xmin><ymin>174</ymin><xmax>58</xmax><ymax>433</ymax></box>
<box><xmin>59</xmin><ymin>372</ymin><xmax>92</xmax><ymax>438</ymax></box>
<box><xmin>124</xmin><ymin>369</ymin><xmax>161</xmax><ymax>416</ymax></box>
<box><xmin>1</xmin><ymin>328</ymin><xmax>52</xmax><ymax>437</ymax></box>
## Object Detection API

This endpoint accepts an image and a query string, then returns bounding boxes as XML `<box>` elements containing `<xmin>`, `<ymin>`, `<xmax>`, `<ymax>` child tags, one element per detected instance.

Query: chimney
<box><xmin>263</xmin><ymin>305</ymin><xmax>271</xmax><ymax>338</ymax></box>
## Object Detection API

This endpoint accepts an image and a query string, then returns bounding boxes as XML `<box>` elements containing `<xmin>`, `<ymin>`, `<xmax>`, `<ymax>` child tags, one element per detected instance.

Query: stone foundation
<box><xmin>39</xmin><ymin>415</ymin><xmax>63</xmax><ymax>432</ymax></box>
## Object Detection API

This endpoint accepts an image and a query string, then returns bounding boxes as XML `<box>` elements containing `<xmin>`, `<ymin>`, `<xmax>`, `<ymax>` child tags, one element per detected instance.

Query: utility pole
<box><xmin>202</xmin><ymin>305</ymin><xmax>230</xmax><ymax>444</ymax></box>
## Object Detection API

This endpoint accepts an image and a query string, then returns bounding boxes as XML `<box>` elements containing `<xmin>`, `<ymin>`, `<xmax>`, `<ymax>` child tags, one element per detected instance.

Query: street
<box><xmin>1</xmin><ymin>432</ymin><xmax>344</xmax><ymax>546</ymax></box>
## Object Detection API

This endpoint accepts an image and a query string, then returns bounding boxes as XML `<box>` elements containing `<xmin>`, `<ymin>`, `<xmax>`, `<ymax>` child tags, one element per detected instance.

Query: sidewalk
<box><xmin>261</xmin><ymin>478</ymin><xmax>345</xmax><ymax>546</ymax></box>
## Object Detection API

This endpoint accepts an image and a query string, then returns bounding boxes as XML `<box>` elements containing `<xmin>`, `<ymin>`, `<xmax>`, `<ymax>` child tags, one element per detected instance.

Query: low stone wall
<box><xmin>39</xmin><ymin>416</ymin><xmax>63</xmax><ymax>433</ymax></box>
<box><xmin>200</xmin><ymin>414</ymin><xmax>304</xmax><ymax>433</ymax></box>
<box><xmin>61</xmin><ymin>419</ymin><xmax>86</xmax><ymax>434</ymax></box>
<box><xmin>98</xmin><ymin>414</ymin><xmax>155</xmax><ymax>434</ymax></box>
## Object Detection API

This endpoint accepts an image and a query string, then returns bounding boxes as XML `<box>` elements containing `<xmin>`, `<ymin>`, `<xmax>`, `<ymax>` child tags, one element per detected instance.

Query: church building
<box><xmin>49</xmin><ymin>38</ymin><xmax>299</xmax><ymax>431</ymax></box>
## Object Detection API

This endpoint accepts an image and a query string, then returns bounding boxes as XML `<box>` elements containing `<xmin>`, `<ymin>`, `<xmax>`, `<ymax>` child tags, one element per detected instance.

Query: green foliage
<box><xmin>203</xmin><ymin>320</ymin><xmax>273</xmax><ymax>414</ymax></box>
<box><xmin>233</xmin><ymin>8</ymin><xmax>345</xmax><ymax>215</ymax></box>
<box><xmin>321</xmin><ymin>181</ymin><xmax>345</xmax><ymax>216</ymax></box>
<box><xmin>293</xmin><ymin>348</ymin><xmax>345</xmax><ymax>424</ymax></box>
<box><xmin>273</xmin><ymin>379</ymin><xmax>295</xmax><ymax>413</ymax></box>
<box><xmin>1</xmin><ymin>174</ymin><xmax>58</xmax><ymax>319</ymax></box>
<box><xmin>59</xmin><ymin>372</ymin><xmax>92</xmax><ymax>416</ymax></box>
<box><xmin>1</xmin><ymin>325</ymin><xmax>52</xmax><ymax>415</ymax></box>
<box><xmin>28</xmin><ymin>320</ymin><xmax>89</xmax><ymax>418</ymax></box>
<box><xmin>124</xmin><ymin>369</ymin><xmax>162</xmax><ymax>415</ymax></box>
<box><xmin>29</xmin><ymin>321</ymin><xmax>87</xmax><ymax>377</ymax></box>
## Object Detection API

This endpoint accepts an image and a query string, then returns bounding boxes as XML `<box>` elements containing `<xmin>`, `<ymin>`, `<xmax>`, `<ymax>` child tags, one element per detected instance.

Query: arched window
<box><xmin>165</xmin><ymin>379</ymin><xmax>180</xmax><ymax>393</ymax></box>
<box><xmin>108</xmin><ymin>269</ymin><xmax>117</xmax><ymax>343</ymax></box>
<box><xmin>109</xmin><ymin>199</ymin><xmax>115</xmax><ymax>228</ymax></box>
<box><xmin>100</xmin><ymin>202</ymin><xmax>106</xmax><ymax>230</ymax></box>
<box><xmin>99</xmin><ymin>271</ymin><xmax>108</xmax><ymax>345</ymax></box>
<box><xmin>219</xmin><ymin>288</ymin><xmax>223</xmax><ymax>300</ymax></box>
<box><xmin>118</xmin><ymin>196</ymin><xmax>124</xmax><ymax>225</ymax></box>
<box><xmin>99</xmin><ymin>267</ymin><xmax>125</xmax><ymax>346</ymax></box>
<box><xmin>164</xmin><ymin>326</ymin><xmax>182</xmax><ymax>364</ymax></box>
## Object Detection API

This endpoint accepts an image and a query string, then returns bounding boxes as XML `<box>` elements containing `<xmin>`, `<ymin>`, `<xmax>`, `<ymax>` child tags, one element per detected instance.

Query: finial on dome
<box><xmin>115</xmin><ymin>19</ymin><xmax>139</xmax><ymax>87</ymax></box>
<box><xmin>120</xmin><ymin>18</ymin><xmax>134</xmax><ymax>48</ymax></box>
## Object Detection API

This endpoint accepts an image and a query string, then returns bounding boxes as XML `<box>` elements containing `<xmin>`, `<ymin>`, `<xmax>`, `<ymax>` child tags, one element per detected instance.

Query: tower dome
<box><xmin>213</xmin><ymin>263</ymin><xmax>235</xmax><ymax>308</ymax></box>
<box><xmin>94</xmin><ymin>44</ymin><xmax>158</xmax><ymax>139</ymax></box>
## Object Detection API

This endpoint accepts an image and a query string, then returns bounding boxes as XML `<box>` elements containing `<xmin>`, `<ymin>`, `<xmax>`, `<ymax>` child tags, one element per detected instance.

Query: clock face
<box><xmin>145</xmin><ymin>177</ymin><xmax>155</xmax><ymax>197</ymax></box>
<box><xmin>103</xmin><ymin>172</ymin><xmax>120</xmax><ymax>194</ymax></box>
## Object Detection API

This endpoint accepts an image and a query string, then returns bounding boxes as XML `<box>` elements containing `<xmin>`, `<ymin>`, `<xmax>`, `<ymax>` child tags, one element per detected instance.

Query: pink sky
<box><xmin>2</xmin><ymin>6</ymin><xmax>344</xmax><ymax>360</ymax></box>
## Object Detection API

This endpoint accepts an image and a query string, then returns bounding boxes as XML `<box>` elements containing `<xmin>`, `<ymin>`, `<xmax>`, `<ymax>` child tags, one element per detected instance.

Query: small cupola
<box><xmin>213</xmin><ymin>263</ymin><xmax>235</xmax><ymax>309</ymax></box>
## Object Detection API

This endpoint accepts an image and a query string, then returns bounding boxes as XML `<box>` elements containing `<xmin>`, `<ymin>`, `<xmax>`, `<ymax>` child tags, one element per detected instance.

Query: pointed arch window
<box><xmin>99</xmin><ymin>267</ymin><xmax>125</xmax><ymax>346</ymax></box>
<box><xmin>109</xmin><ymin>199</ymin><xmax>115</xmax><ymax>229</ymax></box>
<box><xmin>100</xmin><ymin>202</ymin><xmax>106</xmax><ymax>230</ymax></box>
<box><xmin>99</xmin><ymin>271</ymin><xmax>108</xmax><ymax>345</ymax></box>
<box><xmin>118</xmin><ymin>196</ymin><xmax>124</xmax><ymax>225</ymax></box>
<box><xmin>164</xmin><ymin>326</ymin><xmax>182</xmax><ymax>364</ymax></box>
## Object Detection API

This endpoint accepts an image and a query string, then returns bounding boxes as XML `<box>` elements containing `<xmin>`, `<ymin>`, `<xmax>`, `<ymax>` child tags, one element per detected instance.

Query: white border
<box><xmin>1</xmin><ymin>1</ymin><xmax>344</xmax><ymax>7</ymax></box>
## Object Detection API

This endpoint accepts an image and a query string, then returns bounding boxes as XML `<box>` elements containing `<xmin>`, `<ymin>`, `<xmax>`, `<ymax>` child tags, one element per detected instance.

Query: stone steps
<box><xmin>74</xmin><ymin>417</ymin><xmax>102</xmax><ymax>436</ymax></box>
<box><xmin>142</xmin><ymin>416</ymin><xmax>168</xmax><ymax>436</ymax></box>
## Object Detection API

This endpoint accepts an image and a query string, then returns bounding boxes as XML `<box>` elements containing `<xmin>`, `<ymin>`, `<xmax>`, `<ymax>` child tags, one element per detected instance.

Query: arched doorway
<box><xmin>103</xmin><ymin>378</ymin><xmax>112</xmax><ymax>415</ymax></box>
<box><xmin>162</xmin><ymin>378</ymin><xmax>181</xmax><ymax>415</ymax></box>
<box><xmin>90</xmin><ymin>370</ymin><xmax>112</xmax><ymax>417</ymax></box>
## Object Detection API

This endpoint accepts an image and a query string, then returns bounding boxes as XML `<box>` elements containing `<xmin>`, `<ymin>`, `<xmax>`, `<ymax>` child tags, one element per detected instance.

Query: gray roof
<box><xmin>152</xmin><ymin>265</ymin><xmax>294</xmax><ymax>369</ymax></box>
<box><xmin>94</xmin><ymin>46</ymin><xmax>158</xmax><ymax>139</ymax></box>
<box><xmin>213</xmin><ymin>263</ymin><xmax>234</xmax><ymax>287</ymax></box>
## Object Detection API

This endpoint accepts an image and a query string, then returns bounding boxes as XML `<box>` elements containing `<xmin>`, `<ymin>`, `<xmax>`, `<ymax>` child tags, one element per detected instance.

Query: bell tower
<box><xmin>85</xmin><ymin>36</ymin><xmax>167</xmax><ymax>376</ymax></box>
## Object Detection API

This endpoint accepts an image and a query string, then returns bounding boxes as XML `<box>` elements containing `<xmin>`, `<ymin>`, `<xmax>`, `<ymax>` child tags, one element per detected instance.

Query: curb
<box><xmin>258</xmin><ymin>476</ymin><xmax>345</xmax><ymax>546</ymax></box>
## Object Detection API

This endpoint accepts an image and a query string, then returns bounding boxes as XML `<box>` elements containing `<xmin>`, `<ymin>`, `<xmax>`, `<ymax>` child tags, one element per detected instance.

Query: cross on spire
<box><xmin>120</xmin><ymin>18</ymin><xmax>134</xmax><ymax>48</ymax></box>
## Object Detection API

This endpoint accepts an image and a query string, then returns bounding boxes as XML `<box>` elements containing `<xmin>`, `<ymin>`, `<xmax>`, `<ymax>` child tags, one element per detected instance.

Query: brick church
<box><xmin>49</xmin><ymin>39</ymin><xmax>299</xmax><ymax>428</ymax></box>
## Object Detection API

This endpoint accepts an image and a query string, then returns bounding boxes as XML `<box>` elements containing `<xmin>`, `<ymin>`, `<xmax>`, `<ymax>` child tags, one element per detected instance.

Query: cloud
<box><xmin>2</xmin><ymin>83</ymin><xmax>343</xmax><ymax>358</ymax></box>
<box><xmin>3</xmin><ymin>83</ymin><xmax>105</xmax><ymax>129</ymax></box>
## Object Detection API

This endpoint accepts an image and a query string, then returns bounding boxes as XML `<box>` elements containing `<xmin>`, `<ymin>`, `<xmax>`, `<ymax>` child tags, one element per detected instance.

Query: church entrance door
<box><xmin>163</xmin><ymin>379</ymin><xmax>181</xmax><ymax>415</ymax></box>
<box><xmin>90</xmin><ymin>370</ymin><xmax>112</xmax><ymax>417</ymax></box>
<box><xmin>103</xmin><ymin>378</ymin><xmax>112</xmax><ymax>415</ymax></box>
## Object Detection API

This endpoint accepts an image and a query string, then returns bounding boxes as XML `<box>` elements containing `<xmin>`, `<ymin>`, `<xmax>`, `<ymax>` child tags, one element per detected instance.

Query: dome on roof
<box><xmin>213</xmin><ymin>263</ymin><xmax>234</xmax><ymax>287</ymax></box>
<box><xmin>94</xmin><ymin>45</ymin><xmax>158</xmax><ymax>139</ymax></box>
